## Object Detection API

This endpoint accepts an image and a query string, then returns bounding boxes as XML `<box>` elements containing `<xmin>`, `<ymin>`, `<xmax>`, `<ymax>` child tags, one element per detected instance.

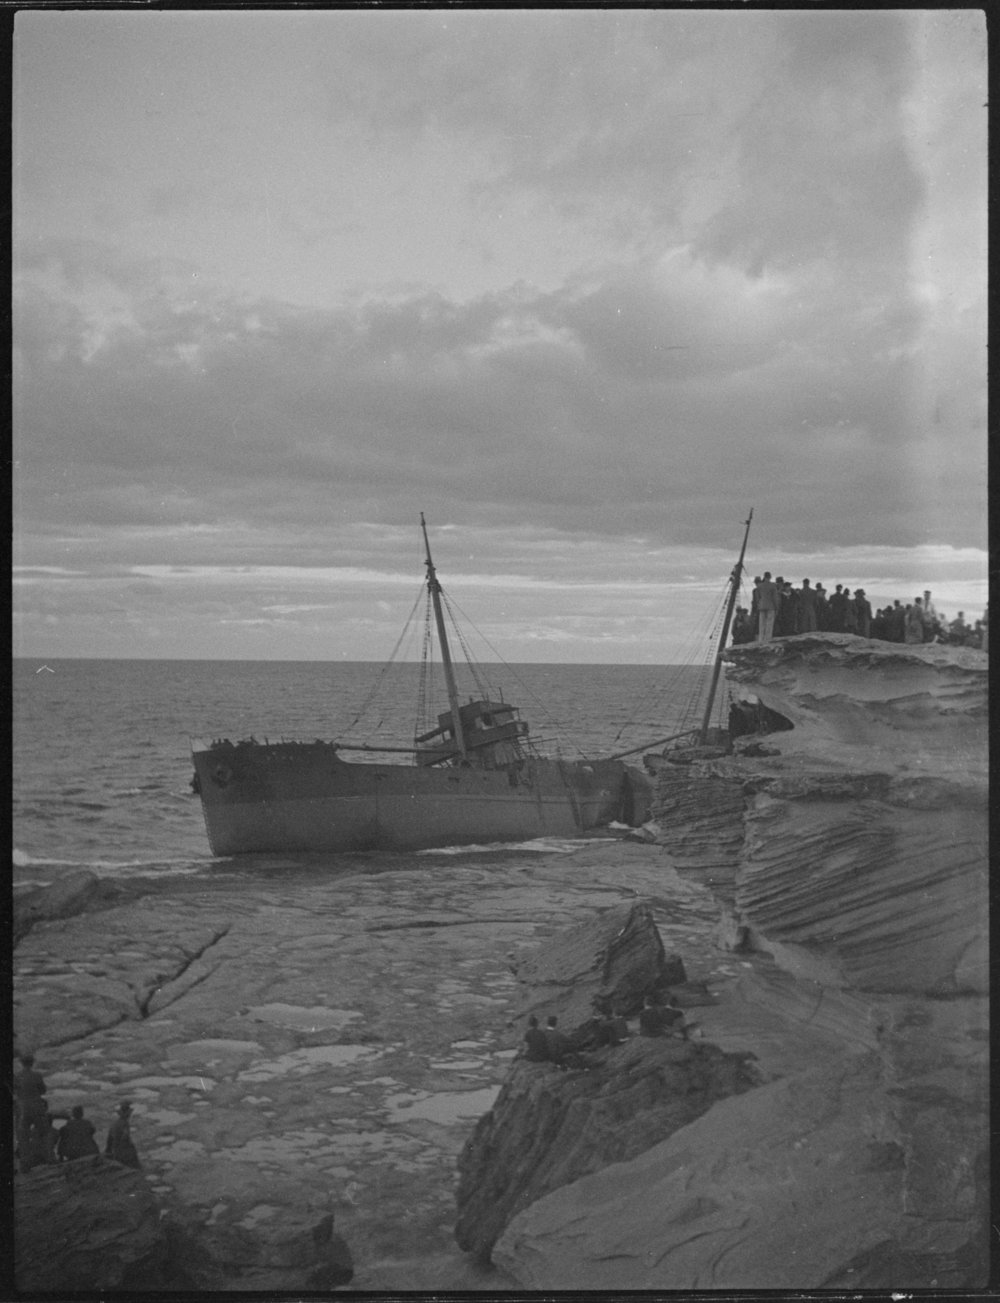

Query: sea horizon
<box><xmin>13</xmin><ymin>654</ymin><xmax>695</xmax><ymax>668</ymax></box>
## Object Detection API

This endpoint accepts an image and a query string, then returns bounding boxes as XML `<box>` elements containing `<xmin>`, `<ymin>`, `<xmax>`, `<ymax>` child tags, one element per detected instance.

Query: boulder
<box><xmin>14</xmin><ymin>869</ymin><xmax>102</xmax><ymax>946</ymax></box>
<box><xmin>491</xmin><ymin>1056</ymin><xmax>899</xmax><ymax>1290</ymax></box>
<box><xmin>455</xmin><ymin>898</ymin><xmax>761</xmax><ymax>1262</ymax></box>
<box><xmin>191</xmin><ymin>1207</ymin><xmax>353</xmax><ymax>1278</ymax></box>
<box><xmin>491</xmin><ymin>1049</ymin><xmax>990</xmax><ymax>1291</ymax></box>
<box><xmin>14</xmin><ymin>1156</ymin><xmax>167</xmax><ymax>1290</ymax></box>
<box><xmin>511</xmin><ymin>900</ymin><xmax>674</xmax><ymax>1027</ymax></box>
<box><xmin>455</xmin><ymin>1038</ymin><xmax>760</xmax><ymax>1262</ymax></box>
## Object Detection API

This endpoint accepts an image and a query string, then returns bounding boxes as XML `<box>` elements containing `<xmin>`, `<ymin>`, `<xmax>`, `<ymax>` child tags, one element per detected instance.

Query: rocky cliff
<box><xmin>472</xmin><ymin>635</ymin><xmax>989</xmax><ymax>1290</ymax></box>
<box><xmin>454</xmin><ymin>902</ymin><xmax>759</xmax><ymax>1260</ymax></box>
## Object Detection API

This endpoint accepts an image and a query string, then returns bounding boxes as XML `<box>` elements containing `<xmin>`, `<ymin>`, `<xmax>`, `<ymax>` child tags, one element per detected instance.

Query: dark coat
<box><xmin>57</xmin><ymin>1117</ymin><xmax>99</xmax><ymax>1161</ymax></box>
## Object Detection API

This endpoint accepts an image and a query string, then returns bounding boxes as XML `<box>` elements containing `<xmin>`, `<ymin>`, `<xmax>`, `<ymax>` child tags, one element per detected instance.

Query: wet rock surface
<box><xmin>12</xmin><ymin>838</ymin><xmax>736</xmax><ymax>1290</ymax></box>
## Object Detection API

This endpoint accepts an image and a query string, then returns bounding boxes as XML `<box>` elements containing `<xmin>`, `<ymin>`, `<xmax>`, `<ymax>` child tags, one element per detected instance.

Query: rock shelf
<box><xmin>14</xmin><ymin>635</ymin><xmax>987</xmax><ymax>1291</ymax></box>
<box><xmin>14</xmin><ymin>842</ymin><xmax>737</xmax><ymax>1290</ymax></box>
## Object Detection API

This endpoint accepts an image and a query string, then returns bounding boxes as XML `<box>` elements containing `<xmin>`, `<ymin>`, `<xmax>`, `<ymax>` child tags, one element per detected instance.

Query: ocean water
<box><xmin>13</xmin><ymin>658</ymin><xmax>714</xmax><ymax>885</ymax></box>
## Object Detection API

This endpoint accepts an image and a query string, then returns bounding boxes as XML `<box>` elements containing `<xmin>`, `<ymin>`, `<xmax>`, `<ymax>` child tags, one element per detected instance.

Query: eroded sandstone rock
<box><xmin>456</xmin><ymin>900</ymin><xmax>758</xmax><ymax>1261</ymax></box>
<box><xmin>455</xmin><ymin>1037</ymin><xmax>760</xmax><ymax>1262</ymax></box>
<box><xmin>486</xmin><ymin>638</ymin><xmax>988</xmax><ymax>1290</ymax></box>
<box><xmin>491</xmin><ymin>1055</ymin><xmax>903</xmax><ymax>1290</ymax></box>
<box><xmin>14</xmin><ymin>1156</ymin><xmax>168</xmax><ymax>1291</ymax></box>
<box><xmin>510</xmin><ymin>899</ymin><xmax>675</xmax><ymax>1026</ymax></box>
<box><xmin>165</xmin><ymin>1204</ymin><xmax>354</xmax><ymax>1289</ymax></box>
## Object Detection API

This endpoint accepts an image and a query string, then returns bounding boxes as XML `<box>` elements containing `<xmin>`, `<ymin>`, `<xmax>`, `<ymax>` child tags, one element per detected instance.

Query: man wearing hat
<box><xmin>105</xmin><ymin>1102</ymin><xmax>141</xmax><ymax>1169</ymax></box>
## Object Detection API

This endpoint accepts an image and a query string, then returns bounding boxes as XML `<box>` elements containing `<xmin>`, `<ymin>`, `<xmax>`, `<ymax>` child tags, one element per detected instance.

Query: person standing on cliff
<box><xmin>105</xmin><ymin>1102</ymin><xmax>141</xmax><ymax>1169</ymax></box>
<box><xmin>854</xmin><ymin>589</ymin><xmax>872</xmax><ymax>638</ymax></box>
<box><xmin>905</xmin><ymin>598</ymin><xmax>925</xmax><ymax>644</ymax></box>
<box><xmin>828</xmin><ymin>584</ymin><xmax>848</xmax><ymax>632</ymax></box>
<box><xmin>814</xmin><ymin>583</ymin><xmax>830</xmax><ymax>630</ymax></box>
<box><xmin>14</xmin><ymin>1054</ymin><xmax>49</xmax><ymax>1171</ymax></box>
<box><xmin>755</xmin><ymin>572</ymin><xmax>779</xmax><ymax>643</ymax></box>
<box><xmin>797</xmin><ymin>580</ymin><xmax>818</xmax><ymax>632</ymax></box>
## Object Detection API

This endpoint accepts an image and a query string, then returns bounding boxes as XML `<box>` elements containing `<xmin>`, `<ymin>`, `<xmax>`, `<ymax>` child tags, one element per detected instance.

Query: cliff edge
<box><xmin>486</xmin><ymin>635</ymin><xmax>989</xmax><ymax>1290</ymax></box>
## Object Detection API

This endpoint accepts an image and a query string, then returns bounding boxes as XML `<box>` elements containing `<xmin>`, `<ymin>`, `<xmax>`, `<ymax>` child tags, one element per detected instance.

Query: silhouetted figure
<box><xmin>755</xmin><ymin>572</ymin><xmax>778</xmax><ymax>643</ymax></box>
<box><xmin>638</xmin><ymin>994</ymin><xmax>688</xmax><ymax>1039</ymax></box>
<box><xmin>774</xmin><ymin>579</ymin><xmax>796</xmax><ymax>636</ymax></box>
<box><xmin>854</xmin><ymin>589</ymin><xmax>872</xmax><ymax>638</ymax></box>
<box><xmin>814</xmin><ymin>584</ymin><xmax>829</xmax><ymax>631</ymax></box>
<box><xmin>889</xmin><ymin>600</ymin><xmax>906</xmax><ymax>642</ymax></box>
<box><xmin>593</xmin><ymin>1012</ymin><xmax>629</xmax><ymax>1047</ymax></box>
<box><xmin>797</xmin><ymin>580</ymin><xmax>818</xmax><ymax>633</ymax></box>
<box><xmin>828</xmin><ymin>584</ymin><xmax>847</xmax><ymax>632</ymax></box>
<box><xmin>105</xmin><ymin>1102</ymin><xmax>141</xmax><ymax>1169</ymax></box>
<box><xmin>842</xmin><ymin>589</ymin><xmax>858</xmax><ymax>634</ymax></box>
<box><xmin>543</xmin><ymin>1016</ymin><xmax>591</xmax><ymax>1069</ymax></box>
<box><xmin>522</xmin><ymin>1015</ymin><xmax>550</xmax><ymax>1063</ymax></box>
<box><xmin>57</xmin><ymin>1105</ymin><xmax>100</xmax><ymax>1161</ymax></box>
<box><xmin>905</xmin><ymin>598</ymin><xmax>925</xmax><ymax>644</ymax></box>
<box><xmin>14</xmin><ymin>1054</ymin><xmax>49</xmax><ymax>1172</ymax></box>
<box><xmin>731</xmin><ymin>607</ymin><xmax>753</xmax><ymax>644</ymax></box>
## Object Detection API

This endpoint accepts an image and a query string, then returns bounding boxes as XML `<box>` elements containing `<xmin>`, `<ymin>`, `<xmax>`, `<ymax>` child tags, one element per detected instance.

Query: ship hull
<box><xmin>192</xmin><ymin>741</ymin><xmax>649</xmax><ymax>855</ymax></box>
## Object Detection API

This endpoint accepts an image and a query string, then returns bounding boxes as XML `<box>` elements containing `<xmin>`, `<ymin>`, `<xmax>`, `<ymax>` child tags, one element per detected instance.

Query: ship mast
<box><xmin>420</xmin><ymin>513</ymin><xmax>468</xmax><ymax>759</ymax></box>
<box><xmin>698</xmin><ymin>508</ymin><xmax>753</xmax><ymax>746</ymax></box>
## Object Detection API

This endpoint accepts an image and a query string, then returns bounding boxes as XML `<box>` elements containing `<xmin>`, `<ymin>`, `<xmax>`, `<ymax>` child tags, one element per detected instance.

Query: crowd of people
<box><xmin>732</xmin><ymin>576</ymin><xmax>988</xmax><ymax>650</ymax></box>
<box><xmin>521</xmin><ymin>993</ymin><xmax>691</xmax><ymax>1070</ymax></box>
<box><xmin>13</xmin><ymin>1053</ymin><xmax>140</xmax><ymax>1174</ymax></box>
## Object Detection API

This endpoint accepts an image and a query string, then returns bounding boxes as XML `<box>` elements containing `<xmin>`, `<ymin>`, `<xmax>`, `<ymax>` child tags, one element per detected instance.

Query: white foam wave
<box><xmin>13</xmin><ymin>847</ymin><xmax>209</xmax><ymax>876</ymax></box>
<box><xmin>418</xmin><ymin>835</ymin><xmax>611</xmax><ymax>857</ymax></box>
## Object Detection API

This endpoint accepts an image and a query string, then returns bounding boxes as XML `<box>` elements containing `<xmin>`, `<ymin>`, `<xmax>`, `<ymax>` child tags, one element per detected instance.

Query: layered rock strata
<box><xmin>484</xmin><ymin>635</ymin><xmax>989</xmax><ymax>1290</ymax></box>
<box><xmin>456</xmin><ymin>1036</ymin><xmax>759</xmax><ymax>1262</ymax></box>
<box><xmin>455</xmin><ymin>901</ymin><xmax>759</xmax><ymax>1260</ymax></box>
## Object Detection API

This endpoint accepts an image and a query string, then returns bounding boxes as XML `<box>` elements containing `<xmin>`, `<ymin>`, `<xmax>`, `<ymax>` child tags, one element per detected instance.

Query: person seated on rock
<box><xmin>521</xmin><ymin>1015</ymin><xmax>550</xmax><ymax>1063</ymax></box>
<box><xmin>580</xmin><ymin>997</ymin><xmax>628</xmax><ymax>1049</ymax></box>
<box><xmin>105</xmin><ymin>1102</ymin><xmax>141</xmax><ymax>1169</ymax></box>
<box><xmin>543</xmin><ymin>1016</ymin><xmax>591</xmax><ymax>1069</ymax></box>
<box><xmin>57</xmin><ymin>1105</ymin><xmax>100</xmax><ymax>1161</ymax></box>
<box><xmin>638</xmin><ymin>995</ymin><xmax>688</xmax><ymax>1039</ymax></box>
<box><xmin>592</xmin><ymin>1012</ymin><xmax>629</xmax><ymax>1047</ymax></box>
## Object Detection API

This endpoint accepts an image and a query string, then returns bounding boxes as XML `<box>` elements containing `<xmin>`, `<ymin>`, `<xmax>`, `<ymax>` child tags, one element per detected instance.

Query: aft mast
<box><xmin>698</xmin><ymin>508</ymin><xmax>753</xmax><ymax>745</ymax></box>
<box><xmin>420</xmin><ymin>513</ymin><xmax>468</xmax><ymax>759</ymax></box>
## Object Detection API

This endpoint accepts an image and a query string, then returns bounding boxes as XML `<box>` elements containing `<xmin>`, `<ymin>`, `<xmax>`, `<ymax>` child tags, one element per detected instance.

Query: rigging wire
<box><xmin>435</xmin><ymin>587</ymin><xmax>592</xmax><ymax>760</ymax></box>
<box><xmin>339</xmin><ymin>582</ymin><xmax>426</xmax><ymax>737</ymax></box>
<box><xmin>610</xmin><ymin>583</ymin><xmax>729</xmax><ymax>747</ymax></box>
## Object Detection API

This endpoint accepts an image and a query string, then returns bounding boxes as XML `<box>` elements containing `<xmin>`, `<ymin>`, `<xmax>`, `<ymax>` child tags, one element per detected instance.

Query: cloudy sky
<box><xmin>13</xmin><ymin>9</ymin><xmax>987</xmax><ymax>663</ymax></box>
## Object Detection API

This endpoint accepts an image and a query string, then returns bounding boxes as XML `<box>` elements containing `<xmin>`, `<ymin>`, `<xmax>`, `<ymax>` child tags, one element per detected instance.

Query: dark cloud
<box><xmin>14</xmin><ymin>228</ymin><xmax>984</xmax><ymax>572</ymax></box>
